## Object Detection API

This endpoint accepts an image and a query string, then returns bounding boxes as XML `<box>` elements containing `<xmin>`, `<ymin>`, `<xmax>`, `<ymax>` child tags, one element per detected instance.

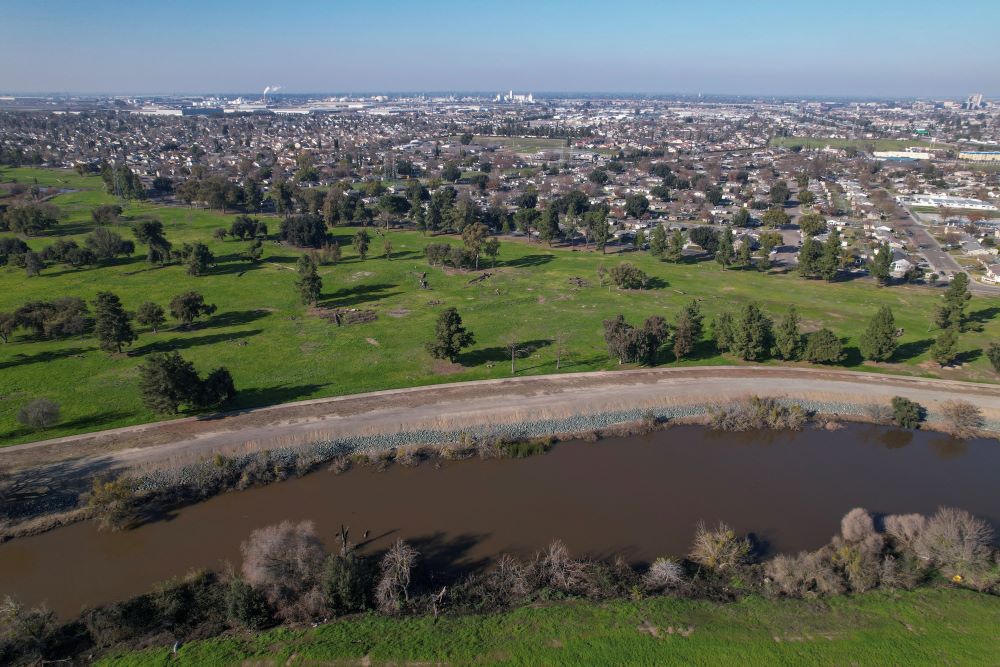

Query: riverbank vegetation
<box><xmin>3</xmin><ymin>506</ymin><xmax>997</xmax><ymax>665</ymax></box>
<box><xmin>3</xmin><ymin>167</ymin><xmax>1000</xmax><ymax>445</ymax></box>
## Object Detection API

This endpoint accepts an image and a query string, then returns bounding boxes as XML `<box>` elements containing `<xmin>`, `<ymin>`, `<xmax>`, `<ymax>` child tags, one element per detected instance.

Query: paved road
<box><xmin>898</xmin><ymin>207</ymin><xmax>1000</xmax><ymax>296</ymax></box>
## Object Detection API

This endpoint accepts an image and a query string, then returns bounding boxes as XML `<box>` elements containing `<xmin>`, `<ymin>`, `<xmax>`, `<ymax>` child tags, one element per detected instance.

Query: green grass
<box><xmin>96</xmin><ymin>588</ymin><xmax>1000</xmax><ymax>666</ymax></box>
<box><xmin>769</xmin><ymin>136</ymin><xmax>943</xmax><ymax>152</ymax></box>
<box><xmin>467</xmin><ymin>135</ymin><xmax>569</xmax><ymax>153</ymax></box>
<box><xmin>3</xmin><ymin>166</ymin><xmax>1000</xmax><ymax>445</ymax></box>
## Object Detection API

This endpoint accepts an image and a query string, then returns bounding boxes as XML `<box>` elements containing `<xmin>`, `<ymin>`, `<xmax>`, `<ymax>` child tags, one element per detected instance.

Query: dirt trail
<box><xmin>4</xmin><ymin>366</ymin><xmax>1000</xmax><ymax>474</ymax></box>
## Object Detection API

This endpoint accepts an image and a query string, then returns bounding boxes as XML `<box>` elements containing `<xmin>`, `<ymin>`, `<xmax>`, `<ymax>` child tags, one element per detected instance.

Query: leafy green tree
<box><xmin>869</xmin><ymin>241</ymin><xmax>892</xmax><ymax>286</ymax></box>
<box><xmin>537</xmin><ymin>208</ymin><xmax>560</xmax><ymax>246</ymax></box>
<box><xmin>731</xmin><ymin>302</ymin><xmax>773</xmax><ymax>361</ymax></box>
<box><xmin>625</xmin><ymin>194</ymin><xmax>649</xmax><ymax>218</ymax></box>
<box><xmin>514</xmin><ymin>208</ymin><xmax>540</xmax><ymax>243</ymax></box>
<box><xmin>352</xmin><ymin>230</ymin><xmax>370</xmax><ymax>259</ymax></box>
<box><xmin>244</xmin><ymin>239</ymin><xmax>264</xmax><ymax>263</ymax></box>
<box><xmin>609</xmin><ymin>262</ymin><xmax>650</xmax><ymax>289</ymax></box>
<box><xmin>169</xmin><ymin>291</ymin><xmax>217</xmax><ymax>328</ymax></box>
<box><xmin>688</xmin><ymin>226</ymin><xmax>718</xmax><ymax>254</ymax></box>
<box><xmin>461</xmin><ymin>222</ymin><xmax>489</xmax><ymax>270</ymax></box>
<box><xmin>797</xmin><ymin>212</ymin><xmax>827</xmax><ymax>237</ymax></box>
<box><xmin>732</xmin><ymin>207</ymin><xmax>751</xmax><ymax>227</ymax></box>
<box><xmin>132</xmin><ymin>220</ymin><xmax>172</xmax><ymax>264</ymax></box>
<box><xmin>773</xmin><ymin>307</ymin><xmax>802</xmax><ymax>360</ymax></box>
<box><xmin>859</xmin><ymin>306</ymin><xmax>897</xmax><ymax>363</ymax></box>
<box><xmin>441</xmin><ymin>162</ymin><xmax>462</xmax><ymax>182</ymax></box>
<box><xmin>931</xmin><ymin>326</ymin><xmax>959</xmax><ymax>366</ymax></box>
<box><xmin>803</xmin><ymin>328</ymin><xmax>844</xmax><ymax>364</ymax></box>
<box><xmin>136</xmin><ymin>301</ymin><xmax>166</xmax><ymax>333</ymax></box>
<box><xmin>138</xmin><ymin>352</ymin><xmax>203</xmax><ymax>414</ymax></box>
<box><xmin>180</xmin><ymin>241</ymin><xmax>214</xmax><ymax>276</ymax></box>
<box><xmin>795</xmin><ymin>173</ymin><xmax>810</xmax><ymax>189</ymax></box>
<box><xmin>798</xmin><ymin>190</ymin><xmax>816</xmax><ymax>208</ymax></box>
<box><xmin>85</xmin><ymin>227</ymin><xmax>134</xmax><ymax>262</ymax></box>
<box><xmin>93</xmin><ymin>291</ymin><xmax>136</xmax><ymax>354</ymax></box>
<box><xmin>762</xmin><ymin>207</ymin><xmax>790</xmax><ymax>228</ymax></box>
<box><xmin>296</xmin><ymin>254</ymin><xmax>322</xmax><ymax>305</ymax></box>
<box><xmin>736</xmin><ymin>238</ymin><xmax>753</xmax><ymax>268</ymax></box>
<box><xmin>706</xmin><ymin>186</ymin><xmax>723</xmax><ymax>206</ymax></box>
<box><xmin>24</xmin><ymin>251</ymin><xmax>43</xmax><ymax>277</ymax></box>
<box><xmin>665</xmin><ymin>229</ymin><xmax>685</xmax><ymax>262</ymax></box>
<box><xmin>586</xmin><ymin>209</ymin><xmax>610</xmax><ymax>253</ymax></box>
<box><xmin>588</xmin><ymin>168</ymin><xmax>610</xmax><ymax>185</ymax></box>
<box><xmin>770</xmin><ymin>181</ymin><xmax>790</xmax><ymax>205</ymax></box>
<box><xmin>426</xmin><ymin>307</ymin><xmax>474</xmax><ymax>361</ymax></box>
<box><xmin>649</xmin><ymin>225</ymin><xmax>667</xmax><ymax>259</ymax></box>
<box><xmin>483</xmin><ymin>237</ymin><xmax>500</xmax><ymax>267</ymax></box>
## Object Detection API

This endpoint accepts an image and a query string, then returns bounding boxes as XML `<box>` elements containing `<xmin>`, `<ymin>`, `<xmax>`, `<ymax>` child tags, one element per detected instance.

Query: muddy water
<box><xmin>2</xmin><ymin>424</ymin><xmax>999</xmax><ymax>618</ymax></box>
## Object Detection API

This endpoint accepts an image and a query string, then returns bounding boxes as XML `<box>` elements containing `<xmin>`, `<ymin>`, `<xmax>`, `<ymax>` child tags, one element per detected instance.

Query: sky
<box><xmin>2</xmin><ymin>0</ymin><xmax>998</xmax><ymax>98</ymax></box>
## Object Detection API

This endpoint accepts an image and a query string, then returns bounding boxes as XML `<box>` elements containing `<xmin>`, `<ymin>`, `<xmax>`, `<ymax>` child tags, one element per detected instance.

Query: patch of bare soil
<box><xmin>365</xmin><ymin>338</ymin><xmax>380</xmax><ymax>347</ymax></box>
<box><xmin>387</xmin><ymin>308</ymin><xmax>411</xmax><ymax>318</ymax></box>
<box><xmin>431</xmin><ymin>359</ymin><xmax>464</xmax><ymax>375</ymax></box>
<box><xmin>350</xmin><ymin>271</ymin><xmax>374</xmax><ymax>280</ymax></box>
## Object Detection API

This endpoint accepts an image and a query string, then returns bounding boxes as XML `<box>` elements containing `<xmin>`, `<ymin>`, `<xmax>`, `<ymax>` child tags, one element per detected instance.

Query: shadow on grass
<box><xmin>955</xmin><ymin>348</ymin><xmax>982</xmax><ymax>365</ymax></box>
<box><xmin>460</xmin><ymin>339</ymin><xmax>553</xmax><ymax>367</ymax></box>
<box><xmin>967</xmin><ymin>306</ymin><xmax>1000</xmax><ymax>331</ymax></box>
<box><xmin>321</xmin><ymin>283</ymin><xmax>400</xmax><ymax>308</ymax></box>
<box><xmin>894</xmin><ymin>338</ymin><xmax>933</xmax><ymax>362</ymax></box>
<box><xmin>0</xmin><ymin>346</ymin><xmax>94</xmax><ymax>370</ymax></box>
<box><xmin>132</xmin><ymin>330</ymin><xmax>262</xmax><ymax>356</ymax></box>
<box><xmin>225</xmin><ymin>383</ymin><xmax>328</xmax><ymax>412</ymax></box>
<box><xmin>503</xmin><ymin>254</ymin><xmax>554</xmax><ymax>268</ymax></box>
<box><xmin>197</xmin><ymin>309</ymin><xmax>270</xmax><ymax>330</ymax></box>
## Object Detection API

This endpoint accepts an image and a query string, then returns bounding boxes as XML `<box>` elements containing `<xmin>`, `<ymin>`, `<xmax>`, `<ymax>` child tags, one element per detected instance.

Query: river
<box><xmin>1</xmin><ymin>424</ymin><xmax>998</xmax><ymax>618</ymax></box>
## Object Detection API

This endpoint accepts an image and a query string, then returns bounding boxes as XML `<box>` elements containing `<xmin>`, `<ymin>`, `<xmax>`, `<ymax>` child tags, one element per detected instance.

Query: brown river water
<box><xmin>1</xmin><ymin>424</ymin><xmax>999</xmax><ymax>618</ymax></box>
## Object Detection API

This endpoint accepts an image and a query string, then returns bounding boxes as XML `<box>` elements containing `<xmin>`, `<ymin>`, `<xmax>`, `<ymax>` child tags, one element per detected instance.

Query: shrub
<box><xmin>707</xmin><ymin>396</ymin><xmax>809</xmax><ymax>431</ymax></box>
<box><xmin>840</xmin><ymin>508</ymin><xmax>876</xmax><ymax>542</ymax></box>
<box><xmin>224</xmin><ymin>578</ymin><xmax>272</xmax><ymax>630</ymax></box>
<box><xmin>891</xmin><ymin>397</ymin><xmax>924</xmax><ymax>429</ymax></box>
<box><xmin>16</xmin><ymin>398</ymin><xmax>60</xmax><ymax>429</ymax></box>
<box><xmin>240</xmin><ymin>520</ymin><xmax>327</xmax><ymax>622</ymax></box>
<box><xmin>689</xmin><ymin>521</ymin><xmax>751</xmax><ymax>571</ymax></box>
<box><xmin>323</xmin><ymin>552</ymin><xmax>372</xmax><ymax>615</ymax></box>
<box><xmin>765</xmin><ymin>551</ymin><xmax>843</xmax><ymax>597</ymax></box>
<box><xmin>501</xmin><ymin>436</ymin><xmax>553</xmax><ymax>458</ymax></box>
<box><xmin>803</xmin><ymin>328</ymin><xmax>843</xmax><ymax>363</ymax></box>
<box><xmin>831</xmin><ymin>534</ymin><xmax>883</xmax><ymax>593</ymax></box>
<box><xmin>987</xmin><ymin>342</ymin><xmax>1000</xmax><ymax>373</ymax></box>
<box><xmin>608</xmin><ymin>262</ymin><xmax>650</xmax><ymax>289</ymax></box>
<box><xmin>535</xmin><ymin>541</ymin><xmax>587</xmax><ymax>593</ymax></box>
<box><xmin>884</xmin><ymin>513</ymin><xmax>927</xmax><ymax>553</ymax></box>
<box><xmin>643</xmin><ymin>558</ymin><xmax>684</xmax><ymax>592</ymax></box>
<box><xmin>940</xmin><ymin>400</ymin><xmax>983</xmax><ymax>439</ymax></box>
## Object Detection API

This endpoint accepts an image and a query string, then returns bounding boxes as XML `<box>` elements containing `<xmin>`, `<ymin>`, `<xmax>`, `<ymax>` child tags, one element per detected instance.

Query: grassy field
<box><xmin>96</xmin><ymin>588</ymin><xmax>1000</xmax><ymax>666</ymax></box>
<box><xmin>469</xmin><ymin>135</ymin><xmax>569</xmax><ymax>153</ymax></box>
<box><xmin>3</xmin><ymin>166</ymin><xmax>1000</xmax><ymax>445</ymax></box>
<box><xmin>770</xmin><ymin>136</ymin><xmax>942</xmax><ymax>152</ymax></box>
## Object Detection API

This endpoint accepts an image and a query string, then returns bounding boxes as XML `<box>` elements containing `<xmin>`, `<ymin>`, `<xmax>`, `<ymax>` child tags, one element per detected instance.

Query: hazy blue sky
<box><xmin>2</xmin><ymin>0</ymin><xmax>997</xmax><ymax>97</ymax></box>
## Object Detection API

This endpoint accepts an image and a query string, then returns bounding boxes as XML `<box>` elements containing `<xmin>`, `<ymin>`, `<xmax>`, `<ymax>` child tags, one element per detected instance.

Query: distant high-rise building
<box><xmin>964</xmin><ymin>93</ymin><xmax>985</xmax><ymax>110</ymax></box>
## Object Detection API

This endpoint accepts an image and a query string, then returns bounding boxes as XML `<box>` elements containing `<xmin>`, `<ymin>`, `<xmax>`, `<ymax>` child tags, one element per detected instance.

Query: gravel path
<box><xmin>4</xmin><ymin>366</ymin><xmax>1000</xmax><ymax>475</ymax></box>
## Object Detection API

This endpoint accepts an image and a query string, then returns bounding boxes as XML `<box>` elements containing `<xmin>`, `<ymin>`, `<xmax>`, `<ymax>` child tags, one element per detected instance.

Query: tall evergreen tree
<box><xmin>818</xmin><ymin>228</ymin><xmax>842</xmax><ymax>281</ymax></box>
<box><xmin>673</xmin><ymin>300</ymin><xmax>703</xmax><ymax>360</ymax></box>
<box><xmin>869</xmin><ymin>241</ymin><xmax>892</xmax><ymax>286</ymax></box>
<box><xmin>715</xmin><ymin>227</ymin><xmax>734</xmax><ymax>270</ymax></box>
<box><xmin>798</xmin><ymin>237</ymin><xmax>822</xmax><ymax>278</ymax></box>
<box><xmin>859</xmin><ymin>305</ymin><xmax>897</xmax><ymax>362</ymax></box>
<box><xmin>295</xmin><ymin>254</ymin><xmax>322</xmax><ymax>305</ymax></box>
<box><xmin>426</xmin><ymin>307</ymin><xmax>474</xmax><ymax>361</ymax></box>
<box><xmin>731</xmin><ymin>302</ymin><xmax>773</xmax><ymax>361</ymax></box>
<box><xmin>649</xmin><ymin>225</ymin><xmax>667</xmax><ymax>259</ymax></box>
<box><xmin>931</xmin><ymin>326</ymin><xmax>959</xmax><ymax>366</ymax></box>
<box><xmin>665</xmin><ymin>229</ymin><xmax>685</xmax><ymax>262</ymax></box>
<box><xmin>713</xmin><ymin>311</ymin><xmax>735</xmax><ymax>352</ymax></box>
<box><xmin>93</xmin><ymin>291</ymin><xmax>136</xmax><ymax>354</ymax></box>
<box><xmin>935</xmin><ymin>272</ymin><xmax>971</xmax><ymax>331</ymax></box>
<box><xmin>773</xmin><ymin>307</ymin><xmax>802</xmax><ymax>360</ymax></box>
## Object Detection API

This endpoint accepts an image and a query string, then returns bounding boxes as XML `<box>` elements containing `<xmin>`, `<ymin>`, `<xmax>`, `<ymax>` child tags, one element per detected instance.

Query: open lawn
<box><xmin>468</xmin><ymin>135</ymin><xmax>569</xmax><ymax>153</ymax></box>
<box><xmin>96</xmin><ymin>588</ymin><xmax>1000</xmax><ymax>666</ymax></box>
<box><xmin>3</xmin><ymin>166</ymin><xmax>1000</xmax><ymax>445</ymax></box>
<box><xmin>770</xmin><ymin>136</ymin><xmax>943</xmax><ymax>152</ymax></box>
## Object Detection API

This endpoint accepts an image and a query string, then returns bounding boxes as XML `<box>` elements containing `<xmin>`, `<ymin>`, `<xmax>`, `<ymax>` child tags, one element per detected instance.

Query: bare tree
<box><xmin>503</xmin><ymin>334</ymin><xmax>525</xmax><ymax>374</ymax></box>
<box><xmin>940</xmin><ymin>400</ymin><xmax>983</xmax><ymax>439</ymax></box>
<box><xmin>643</xmin><ymin>557</ymin><xmax>683</xmax><ymax>592</ymax></box>
<box><xmin>840</xmin><ymin>508</ymin><xmax>876</xmax><ymax>542</ymax></box>
<box><xmin>241</xmin><ymin>520</ymin><xmax>326</xmax><ymax>622</ymax></box>
<box><xmin>375</xmin><ymin>539</ymin><xmax>417</xmax><ymax>614</ymax></box>
<box><xmin>913</xmin><ymin>507</ymin><xmax>993</xmax><ymax>576</ymax></box>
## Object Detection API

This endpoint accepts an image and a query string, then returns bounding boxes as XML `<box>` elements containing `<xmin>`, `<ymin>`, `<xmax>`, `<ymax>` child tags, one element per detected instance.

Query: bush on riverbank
<box><xmin>707</xmin><ymin>396</ymin><xmax>810</xmax><ymax>431</ymax></box>
<box><xmin>4</xmin><ymin>505</ymin><xmax>999</xmax><ymax>665</ymax></box>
